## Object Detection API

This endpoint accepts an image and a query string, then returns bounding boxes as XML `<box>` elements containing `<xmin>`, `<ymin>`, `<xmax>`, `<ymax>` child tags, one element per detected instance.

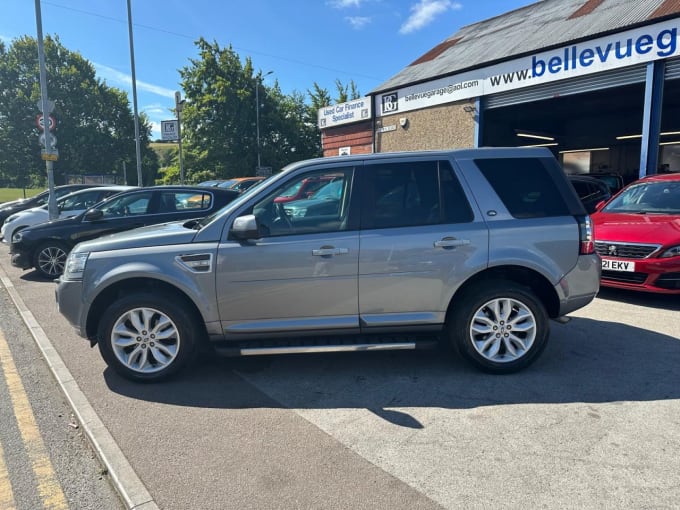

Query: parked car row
<box><xmin>6</xmin><ymin>185</ymin><xmax>240</xmax><ymax>278</ymax></box>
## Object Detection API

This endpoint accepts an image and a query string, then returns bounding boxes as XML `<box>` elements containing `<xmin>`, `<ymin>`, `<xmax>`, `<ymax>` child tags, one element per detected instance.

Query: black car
<box><xmin>10</xmin><ymin>186</ymin><xmax>240</xmax><ymax>278</ymax></box>
<box><xmin>0</xmin><ymin>184</ymin><xmax>98</xmax><ymax>227</ymax></box>
<box><xmin>567</xmin><ymin>174</ymin><xmax>612</xmax><ymax>214</ymax></box>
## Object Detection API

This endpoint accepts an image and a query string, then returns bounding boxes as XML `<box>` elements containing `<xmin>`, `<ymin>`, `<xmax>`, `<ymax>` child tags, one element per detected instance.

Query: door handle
<box><xmin>434</xmin><ymin>237</ymin><xmax>470</xmax><ymax>248</ymax></box>
<box><xmin>312</xmin><ymin>247</ymin><xmax>349</xmax><ymax>256</ymax></box>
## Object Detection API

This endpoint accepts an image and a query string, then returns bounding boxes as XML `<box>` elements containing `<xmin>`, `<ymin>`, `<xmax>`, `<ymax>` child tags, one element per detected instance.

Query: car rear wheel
<box><xmin>449</xmin><ymin>281</ymin><xmax>549</xmax><ymax>374</ymax></box>
<box><xmin>97</xmin><ymin>293</ymin><xmax>198</xmax><ymax>382</ymax></box>
<box><xmin>33</xmin><ymin>241</ymin><xmax>69</xmax><ymax>279</ymax></box>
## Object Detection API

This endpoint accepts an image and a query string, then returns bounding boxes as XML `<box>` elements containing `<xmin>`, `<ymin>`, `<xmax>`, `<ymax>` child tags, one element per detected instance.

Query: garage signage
<box><xmin>376</xmin><ymin>18</ymin><xmax>679</xmax><ymax>117</ymax></box>
<box><xmin>318</xmin><ymin>97</ymin><xmax>372</xmax><ymax>128</ymax></box>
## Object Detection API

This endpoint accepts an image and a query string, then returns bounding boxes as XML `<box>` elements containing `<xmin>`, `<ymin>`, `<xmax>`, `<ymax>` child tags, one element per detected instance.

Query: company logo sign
<box><xmin>381</xmin><ymin>92</ymin><xmax>399</xmax><ymax>114</ymax></box>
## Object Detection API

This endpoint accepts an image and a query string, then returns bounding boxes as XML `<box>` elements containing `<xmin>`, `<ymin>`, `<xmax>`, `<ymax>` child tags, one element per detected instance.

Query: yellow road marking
<box><xmin>0</xmin><ymin>439</ymin><xmax>16</xmax><ymax>510</ymax></box>
<box><xmin>0</xmin><ymin>329</ymin><xmax>68</xmax><ymax>510</ymax></box>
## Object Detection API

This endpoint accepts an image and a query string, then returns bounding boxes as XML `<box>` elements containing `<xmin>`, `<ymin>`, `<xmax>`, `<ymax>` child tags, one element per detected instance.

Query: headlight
<box><xmin>63</xmin><ymin>252</ymin><xmax>89</xmax><ymax>280</ymax></box>
<box><xmin>11</xmin><ymin>231</ymin><xmax>23</xmax><ymax>243</ymax></box>
<box><xmin>5</xmin><ymin>214</ymin><xmax>18</xmax><ymax>222</ymax></box>
<box><xmin>660</xmin><ymin>245</ymin><xmax>680</xmax><ymax>258</ymax></box>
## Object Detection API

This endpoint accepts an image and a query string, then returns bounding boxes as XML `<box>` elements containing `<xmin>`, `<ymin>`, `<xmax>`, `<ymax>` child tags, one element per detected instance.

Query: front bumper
<box><xmin>10</xmin><ymin>250</ymin><xmax>32</xmax><ymax>270</ymax></box>
<box><xmin>600</xmin><ymin>256</ymin><xmax>680</xmax><ymax>294</ymax></box>
<box><xmin>55</xmin><ymin>277</ymin><xmax>88</xmax><ymax>338</ymax></box>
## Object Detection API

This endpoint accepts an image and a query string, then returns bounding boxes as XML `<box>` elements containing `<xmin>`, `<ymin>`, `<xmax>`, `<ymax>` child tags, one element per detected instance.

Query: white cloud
<box><xmin>142</xmin><ymin>103</ymin><xmax>169</xmax><ymax>117</ymax></box>
<box><xmin>399</xmin><ymin>0</ymin><xmax>462</xmax><ymax>34</ymax></box>
<box><xmin>346</xmin><ymin>16</ymin><xmax>372</xmax><ymax>29</ymax></box>
<box><xmin>328</xmin><ymin>0</ymin><xmax>363</xmax><ymax>7</ymax></box>
<box><xmin>93</xmin><ymin>63</ymin><xmax>176</xmax><ymax>99</ymax></box>
<box><xmin>149</xmin><ymin>121</ymin><xmax>162</xmax><ymax>139</ymax></box>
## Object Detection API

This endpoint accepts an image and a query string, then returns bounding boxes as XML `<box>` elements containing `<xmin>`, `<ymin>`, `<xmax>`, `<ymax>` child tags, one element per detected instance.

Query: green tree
<box><xmin>0</xmin><ymin>35</ymin><xmax>158</xmax><ymax>187</ymax></box>
<box><xmin>179</xmin><ymin>38</ymin><xmax>323</xmax><ymax>180</ymax></box>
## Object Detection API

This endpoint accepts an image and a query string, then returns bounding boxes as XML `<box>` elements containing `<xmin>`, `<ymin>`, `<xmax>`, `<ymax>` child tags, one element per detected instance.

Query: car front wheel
<box><xmin>449</xmin><ymin>281</ymin><xmax>549</xmax><ymax>374</ymax></box>
<box><xmin>97</xmin><ymin>293</ymin><xmax>198</xmax><ymax>382</ymax></box>
<box><xmin>33</xmin><ymin>241</ymin><xmax>69</xmax><ymax>279</ymax></box>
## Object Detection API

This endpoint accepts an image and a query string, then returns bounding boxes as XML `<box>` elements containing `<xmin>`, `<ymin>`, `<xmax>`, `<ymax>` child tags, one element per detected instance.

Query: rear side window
<box><xmin>474</xmin><ymin>158</ymin><xmax>569</xmax><ymax>218</ymax></box>
<box><xmin>361</xmin><ymin>160</ymin><xmax>473</xmax><ymax>229</ymax></box>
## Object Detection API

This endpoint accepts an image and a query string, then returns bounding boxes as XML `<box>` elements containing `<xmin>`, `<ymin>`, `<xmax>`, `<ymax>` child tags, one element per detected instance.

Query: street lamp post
<box><xmin>175</xmin><ymin>91</ymin><xmax>185</xmax><ymax>185</ymax></box>
<box><xmin>255</xmin><ymin>71</ymin><xmax>273</xmax><ymax>171</ymax></box>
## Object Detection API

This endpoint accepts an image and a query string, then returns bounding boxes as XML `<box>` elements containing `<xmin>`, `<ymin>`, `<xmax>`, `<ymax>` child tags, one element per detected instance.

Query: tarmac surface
<box><xmin>1</xmin><ymin>248</ymin><xmax>679</xmax><ymax>509</ymax></box>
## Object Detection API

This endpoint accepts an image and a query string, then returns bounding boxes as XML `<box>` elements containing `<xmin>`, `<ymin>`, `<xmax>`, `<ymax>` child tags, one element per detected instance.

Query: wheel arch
<box><xmin>447</xmin><ymin>265</ymin><xmax>560</xmax><ymax>320</ymax></box>
<box><xmin>85</xmin><ymin>277</ymin><xmax>207</xmax><ymax>343</ymax></box>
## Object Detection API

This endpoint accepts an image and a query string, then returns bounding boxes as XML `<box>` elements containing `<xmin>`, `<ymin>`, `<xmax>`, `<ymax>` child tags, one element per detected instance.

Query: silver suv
<box><xmin>56</xmin><ymin>148</ymin><xmax>600</xmax><ymax>382</ymax></box>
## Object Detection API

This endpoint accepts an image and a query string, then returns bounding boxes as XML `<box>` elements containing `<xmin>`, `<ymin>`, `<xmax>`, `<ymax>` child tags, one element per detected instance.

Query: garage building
<box><xmin>319</xmin><ymin>0</ymin><xmax>680</xmax><ymax>182</ymax></box>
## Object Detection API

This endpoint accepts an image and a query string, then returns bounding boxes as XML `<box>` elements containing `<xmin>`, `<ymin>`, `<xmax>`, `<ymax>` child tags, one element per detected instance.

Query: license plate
<box><xmin>601</xmin><ymin>258</ymin><xmax>635</xmax><ymax>272</ymax></box>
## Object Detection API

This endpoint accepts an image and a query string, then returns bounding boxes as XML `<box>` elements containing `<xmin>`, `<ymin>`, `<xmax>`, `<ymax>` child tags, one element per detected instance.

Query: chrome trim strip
<box><xmin>238</xmin><ymin>342</ymin><xmax>417</xmax><ymax>355</ymax></box>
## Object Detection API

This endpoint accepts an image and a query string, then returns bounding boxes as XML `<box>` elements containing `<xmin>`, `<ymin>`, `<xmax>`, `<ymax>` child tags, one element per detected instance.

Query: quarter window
<box><xmin>474</xmin><ymin>158</ymin><xmax>569</xmax><ymax>218</ymax></box>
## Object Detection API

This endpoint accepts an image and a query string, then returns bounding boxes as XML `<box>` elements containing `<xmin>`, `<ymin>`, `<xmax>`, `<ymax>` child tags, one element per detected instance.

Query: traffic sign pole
<box><xmin>35</xmin><ymin>0</ymin><xmax>58</xmax><ymax>220</ymax></box>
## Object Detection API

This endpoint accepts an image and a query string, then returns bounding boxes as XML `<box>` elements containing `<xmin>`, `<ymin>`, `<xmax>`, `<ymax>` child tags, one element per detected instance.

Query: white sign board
<box><xmin>338</xmin><ymin>147</ymin><xmax>351</xmax><ymax>156</ymax></box>
<box><xmin>376</xmin><ymin>19</ymin><xmax>679</xmax><ymax>117</ymax></box>
<box><xmin>161</xmin><ymin>120</ymin><xmax>179</xmax><ymax>141</ymax></box>
<box><xmin>318</xmin><ymin>97</ymin><xmax>372</xmax><ymax>129</ymax></box>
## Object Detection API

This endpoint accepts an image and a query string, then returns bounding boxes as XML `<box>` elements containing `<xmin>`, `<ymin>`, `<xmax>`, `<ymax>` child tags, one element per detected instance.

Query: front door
<box><xmin>216</xmin><ymin>166</ymin><xmax>361</xmax><ymax>338</ymax></box>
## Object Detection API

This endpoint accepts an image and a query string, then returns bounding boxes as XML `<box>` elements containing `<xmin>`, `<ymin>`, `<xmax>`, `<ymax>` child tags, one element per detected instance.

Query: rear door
<box><xmin>357</xmin><ymin>158</ymin><xmax>488</xmax><ymax>330</ymax></box>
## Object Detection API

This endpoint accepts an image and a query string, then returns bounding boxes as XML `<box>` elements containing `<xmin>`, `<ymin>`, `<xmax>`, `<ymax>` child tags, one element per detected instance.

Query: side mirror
<box><xmin>84</xmin><ymin>209</ymin><xmax>103</xmax><ymax>221</ymax></box>
<box><xmin>594</xmin><ymin>200</ymin><xmax>606</xmax><ymax>212</ymax></box>
<box><xmin>230</xmin><ymin>214</ymin><xmax>259</xmax><ymax>240</ymax></box>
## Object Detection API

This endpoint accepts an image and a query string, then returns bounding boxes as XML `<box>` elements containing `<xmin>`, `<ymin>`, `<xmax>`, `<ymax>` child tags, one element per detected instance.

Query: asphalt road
<box><xmin>1</xmin><ymin>246</ymin><xmax>679</xmax><ymax>510</ymax></box>
<box><xmin>0</xmin><ymin>291</ymin><xmax>124</xmax><ymax>510</ymax></box>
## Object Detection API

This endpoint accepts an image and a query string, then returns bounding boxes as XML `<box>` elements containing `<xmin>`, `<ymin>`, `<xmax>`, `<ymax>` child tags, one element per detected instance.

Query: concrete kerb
<box><xmin>0</xmin><ymin>266</ymin><xmax>159</xmax><ymax>510</ymax></box>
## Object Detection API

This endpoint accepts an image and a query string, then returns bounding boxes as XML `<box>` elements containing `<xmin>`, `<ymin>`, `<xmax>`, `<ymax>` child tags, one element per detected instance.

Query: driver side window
<box><xmin>98</xmin><ymin>192</ymin><xmax>152</xmax><ymax>219</ymax></box>
<box><xmin>251</xmin><ymin>168</ymin><xmax>354</xmax><ymax>237</ymax></box>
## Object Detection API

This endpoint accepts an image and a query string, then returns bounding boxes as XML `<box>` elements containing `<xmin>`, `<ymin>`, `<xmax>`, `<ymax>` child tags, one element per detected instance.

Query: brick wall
<box><xmin>321</xmin><ymin>120</ymin><xmax>373</xmax><ymax>157</ymax></box>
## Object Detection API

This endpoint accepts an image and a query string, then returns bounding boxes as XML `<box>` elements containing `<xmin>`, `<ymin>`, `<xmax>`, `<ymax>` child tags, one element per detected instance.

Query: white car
<box><xmin>1</xmin><ymin>185</ymin><xmax>134</xmax><ymax>243</ymax></box>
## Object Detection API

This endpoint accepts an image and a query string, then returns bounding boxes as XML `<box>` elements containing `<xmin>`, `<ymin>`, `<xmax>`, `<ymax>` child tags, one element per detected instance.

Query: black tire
<box><xmin>449</xmin><ymin>280</ymin><xmax>549</xmax><ymax>374</ymax></box>
<box><xmin>33</xmin><ymin>241</ymin><xmax>69</xmax><ymax>279</ymax></box>
<box><xmin>97</xmin><ymin>293</ymin><xmax>198</xmax><ymax>382</ymax></box>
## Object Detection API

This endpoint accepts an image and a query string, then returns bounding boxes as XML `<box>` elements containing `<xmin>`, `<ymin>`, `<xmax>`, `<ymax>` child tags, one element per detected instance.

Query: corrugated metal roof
<box><xmin>372</xmin><ymin>0</ymin><xmax>675</xmax><ymax>93</ymax></box>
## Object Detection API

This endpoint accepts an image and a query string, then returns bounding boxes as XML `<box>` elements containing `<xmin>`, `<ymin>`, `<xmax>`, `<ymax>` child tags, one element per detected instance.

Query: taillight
<box><xmin>577</xmin><ymin>215</ymin><xmax>594</xmax><ymax>254</ymax></box>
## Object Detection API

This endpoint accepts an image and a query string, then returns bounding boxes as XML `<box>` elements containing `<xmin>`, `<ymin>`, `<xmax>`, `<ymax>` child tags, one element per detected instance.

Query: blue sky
<box><xmin>1</xmin><ymin>0</ymin><xmax>536</xmax><ymax>139</ymax></box>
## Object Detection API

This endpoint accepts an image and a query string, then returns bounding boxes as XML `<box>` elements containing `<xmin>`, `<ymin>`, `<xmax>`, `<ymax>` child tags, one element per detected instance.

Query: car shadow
<box><xmin>104</xmin><ymin>316</ymin><xmax>680</xmax><ymax>422</ymax></box>
<box><xmin>597</xmin><ymin>287</ymin><xmax>679</xmax><ymax>311</ymax></box>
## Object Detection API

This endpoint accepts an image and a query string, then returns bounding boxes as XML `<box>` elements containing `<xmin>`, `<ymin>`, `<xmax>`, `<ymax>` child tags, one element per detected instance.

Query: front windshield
<box><xmin>603</xmin><ymin>181</ymin><xmax>680</xmax><ymax>214</ymax></box>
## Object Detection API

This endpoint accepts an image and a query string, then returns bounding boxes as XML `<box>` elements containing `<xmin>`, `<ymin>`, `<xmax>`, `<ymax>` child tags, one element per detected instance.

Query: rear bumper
<box><xmin>555</xmin><ymin>254</ymin><xmax>601</xmax><ymax>315</ymax></box>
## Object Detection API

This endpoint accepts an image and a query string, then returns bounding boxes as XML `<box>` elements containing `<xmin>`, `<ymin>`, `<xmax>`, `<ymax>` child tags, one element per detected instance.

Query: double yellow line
<box><xmin>0</xmin><ymin>329</ymin><xmax>68</xmax><ymax>510</ymax></box>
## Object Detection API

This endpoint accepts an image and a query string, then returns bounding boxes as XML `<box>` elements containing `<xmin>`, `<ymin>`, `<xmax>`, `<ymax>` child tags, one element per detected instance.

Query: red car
<box><xmin>273</xmin><ymin>175</ymin><xmax>335</xmax><ymax>203</ymax></box>
<box><xmin>592</xmin><ymin>173</ymin><xmax>680</xmax><ymax>294</ymax></box>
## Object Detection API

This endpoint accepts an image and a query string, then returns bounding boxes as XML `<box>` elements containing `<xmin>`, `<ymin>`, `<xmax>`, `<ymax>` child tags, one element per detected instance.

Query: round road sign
<box><xmin>36</xmin><ymin>115</ymin><xmax>56</xmax><ymax>131</ymax></box>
